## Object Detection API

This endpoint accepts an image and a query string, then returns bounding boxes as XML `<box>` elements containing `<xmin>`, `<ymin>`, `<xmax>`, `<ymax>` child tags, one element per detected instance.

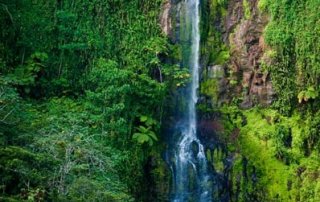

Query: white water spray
<box><xmin>171</xmin><ymin>0</ymin><xmax>212</xmax><ymax>201</ymax></box>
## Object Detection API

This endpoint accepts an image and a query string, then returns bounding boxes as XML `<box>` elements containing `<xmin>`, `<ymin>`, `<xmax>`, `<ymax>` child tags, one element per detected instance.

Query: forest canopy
<box><xmin>0</xmin><ymin>0</ymin><xmax>182</xmax><ymax>201</ymax></box>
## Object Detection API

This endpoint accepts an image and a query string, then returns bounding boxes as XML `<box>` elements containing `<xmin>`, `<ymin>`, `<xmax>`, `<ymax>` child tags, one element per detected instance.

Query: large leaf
<box><xmin>140</xmin><ymin>116</ymin><xmax>148</xmax><ymax>122</ymax></box>
<box><xmin>147</xmin><ymin>131</ymin><xmax>158</xmax><ymax>141</ymax></box>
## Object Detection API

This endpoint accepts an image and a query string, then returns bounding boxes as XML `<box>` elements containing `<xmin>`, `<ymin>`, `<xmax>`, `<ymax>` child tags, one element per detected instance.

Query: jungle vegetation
<box><xmin>0</xmin><ymin>0</ymin><xmax>184</xmax><ymax>201</ymax></box>
<box><xmin>1</xmin><ymin>0</ymin><xmax>320</xmax><ymax>201</ymax></box>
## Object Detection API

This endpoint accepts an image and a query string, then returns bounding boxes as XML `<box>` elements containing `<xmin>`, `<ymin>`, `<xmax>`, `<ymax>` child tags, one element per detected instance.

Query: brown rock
<box><xmin>242</xmin><ymin>71</ymin><xmax>253</xmax><ymax>87</ymax></box>
<box><xmin>223</xmin><ymin>0</ymin><xmax>274</xmax><ymax>106</ymax></box>
<box><xmin>208</xmin><ymin>65</ymin><xmax>224</xmax><ymax>79</ymax></box>
<box><xmin>160</xmin><ymin>1</ymin><xmax>172</xmax><ymax>36</ymax></box>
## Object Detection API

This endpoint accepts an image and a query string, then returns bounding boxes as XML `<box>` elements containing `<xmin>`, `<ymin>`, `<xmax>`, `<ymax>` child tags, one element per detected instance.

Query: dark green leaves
<box><xmin>0</xmin><ymin>0</ymin><xmax>179</xmax><ymax>201</ymax></box>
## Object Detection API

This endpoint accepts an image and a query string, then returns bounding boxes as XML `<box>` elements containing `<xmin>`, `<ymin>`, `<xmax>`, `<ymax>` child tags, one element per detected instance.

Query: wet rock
<box><xmin>204</xmin><ymin>65</ymin><xmax>228</xmax><ymax>105</ymax></box>
<box><xmin>207</xmin><ymin>65</ymin><xmax>224</xmax><ymax>79</ymax></box>
<box><xmin>191</xmin><ymin>141</ymin><xmax>199</xmax><ymax>156</ymax></box>
<box><xmin>240</xmin><ymin>97</ymin><xmax>253</xmax><ymax>109</ymax></box>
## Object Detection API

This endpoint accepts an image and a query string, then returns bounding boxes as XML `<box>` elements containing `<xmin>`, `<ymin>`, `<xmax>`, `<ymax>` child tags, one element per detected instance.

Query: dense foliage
<box><xmin>0</xmin><ymin>0</ymin><xmax>181</xmax><ymax>201</ymax></box>
<box><xmin>1</xmin><ymin>0</ymin><xmax>320</xmax><ymax>201</ymax></box>
<box><xmin>198</xmin><ymin>0</ymin><xmax>320</xmax><ymax>201</ymax></box>
<box><xmin>219</xmin><ymin>107</ymin><xmax>320</xmax><ymax>201</ymax></box>
<box><xmin>260</xmin><ymin>0</ymin><xmax>320</xmax><ymax>114</ymax></box>
<box><xmin>208</xmin><ymin>0</ymin><xmax>320</xmax><ymax>201</ymax></box>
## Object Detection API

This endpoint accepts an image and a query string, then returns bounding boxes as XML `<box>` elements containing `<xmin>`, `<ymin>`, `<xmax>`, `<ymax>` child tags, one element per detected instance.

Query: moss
<box><xmin>206</xmin><ymin>149</ymin><xmax>224</xmax><ymax>173</ymax></box>
<box><xmin>201</xmin><ymin>79</ymin><xmax>218</xmax><ymax>103</ymax></box>
<box><xmin>212</xmin><ymin>148</ymin><xmax>225</xmax><ymax>173</ymax></box>
<box><xmin>240</xmin><ymin>110</ymin><xmax>291</xmax><ymax>201</ymax></box>
<box><xmin>149</xmin><ymin>154</ymin><xmax>171</xmax><ymax>201</ymax></box>
<box><xmin>201</xmin><ymin>0</ymin><xmax>230</xmax><ymax>66</ymax></box>
<box><xmin>213</xmin><ymin>50</ymin><xmax>230</xmax><ymax>65</ymax></box>
<box><xmin>258</xmin><ymin>0</ymin><xmax>268</xmax><ymax>12</ymax></box>
<box><xmin>218</xmin><ymin>106</ymin><xmax>320</xmax><ymax>201</ymax></box>
<box><xmin>229</xmin><ymin>79</ymin><xmax>238</xmax><ymax>86</ymax></box>
<box><xmin>243</xmin><ymin>0</ymin><xmax>251</xmax><ymax>20</ymax></box>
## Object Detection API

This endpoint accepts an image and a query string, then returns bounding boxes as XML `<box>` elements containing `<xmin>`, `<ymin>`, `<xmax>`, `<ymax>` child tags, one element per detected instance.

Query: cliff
<box><xmin>161</xmin><ymin>0</ymin><xmax>320</xmax><ymax>201</ymax></box>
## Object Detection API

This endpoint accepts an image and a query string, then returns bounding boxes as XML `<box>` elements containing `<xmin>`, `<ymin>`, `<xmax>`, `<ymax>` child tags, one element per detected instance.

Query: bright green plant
<box><xmin>133</xmin><ymin>116</ymin><xmax>158</xmax><ymax>146</ymax></box>
<box><xmin>243</xmin><ymin>0</ymin><xmax>251</xmax><ymax>19</ymax></box>
<box><xmin>298</xmin><ymin>86</ymin><xmax>318</xmax><ymax>103</ymax></box>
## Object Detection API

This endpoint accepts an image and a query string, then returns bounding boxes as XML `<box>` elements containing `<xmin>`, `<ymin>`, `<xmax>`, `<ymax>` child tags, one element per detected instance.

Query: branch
<box><xmin>0</xmin><ymin>3</ymin><xmax>14</xmax><ymax>24</ymax></box>
<box><xmin>2</xmin><ymin>108</ymin><xmax>14</xmax><ymax>120</ymax></box>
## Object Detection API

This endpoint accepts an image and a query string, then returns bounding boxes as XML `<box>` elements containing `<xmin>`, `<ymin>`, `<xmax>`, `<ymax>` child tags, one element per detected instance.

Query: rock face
<box><xmin>206</xmin><ymin>65</ymin><xmax>228</xmax><ymax>106</ymax></box>
<box><xmin>208</xmin><ymin>65</ymin><xmax>224</xmax><ymax>79</ymax></box>
<box><xmin>160</xmin><ymin>1</ymin><xmax>172</xmax><ymax>36</ymax></box>
<box><xmin>161</xmin><ymin>0</ymin><xmax>275</xmax><ymax>107</ymax></box>
<box><xmin>159</xmin><ymin>0</ymin><xmax>183</xmax><ymax>42</ymax></box>
<box><xmin>226</xmin><ymin>0</ymin><xmax>275</xmax><ymax>107</ymax></box>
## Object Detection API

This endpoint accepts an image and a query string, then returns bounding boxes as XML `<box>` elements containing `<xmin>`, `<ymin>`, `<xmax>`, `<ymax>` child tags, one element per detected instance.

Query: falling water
<box><xmin>170</xmin><ymin>0</ymin><xmax>213</xmax><ymax>201</ymax></box>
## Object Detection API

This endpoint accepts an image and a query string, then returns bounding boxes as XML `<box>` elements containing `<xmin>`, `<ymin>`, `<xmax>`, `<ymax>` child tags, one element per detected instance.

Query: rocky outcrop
<box><xmin>226</xmin><ymin>0</ymin><xmax>275</xmax><ymax>107</ymax></box>
<box><xmin>202</xmin><ymin>0</ymin><xmax>275</xmax><ymax>108</ymax></box>
<box><xmin>160</xmin><ymin>1</ymin><xmax>172</xmax><ymax>36</ymax></box>
<box><xmin>197</xmin><ymin>2</ymin><xmax>277</xmax><ymax>198</ymax></box>
<box><xmin>159</xmin><ymin>0</ymin><xmax>183</xmax><ymax>42</ymax></box>
<box><xmin>162</xmin><ymin>1</ymin><xmax>275</xmax><ymax>107</ymax></box>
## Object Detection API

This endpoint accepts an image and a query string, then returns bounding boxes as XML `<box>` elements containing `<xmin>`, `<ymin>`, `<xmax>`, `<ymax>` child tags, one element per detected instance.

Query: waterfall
<box><xmin>170</xmin><ymin>0</ymin><xmax>213</xmax><ymax>201</ymax></box>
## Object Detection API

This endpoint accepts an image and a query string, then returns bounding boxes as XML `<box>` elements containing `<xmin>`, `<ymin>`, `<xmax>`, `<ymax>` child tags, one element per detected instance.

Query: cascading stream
<box><xmin>171</xmin><ymin>0</ymin><xmax>213</xmax><ymax>201</ymax></box>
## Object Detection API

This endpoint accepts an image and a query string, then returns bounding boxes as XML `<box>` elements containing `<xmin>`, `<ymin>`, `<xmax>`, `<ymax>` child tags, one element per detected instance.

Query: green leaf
<box><xmin>132</xmin><ymin>133</ymin><xmax>142</xmax><ymax>140</ymax></box>
<box><xmin>140</xmin><ymin>116</ymin><xmax>148</xmax><ymax>122</ymax></box>
<box><xmin>148</xmin><ymin>131</ymin><xmax>158</xmax><ymax>141</ymax></box>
